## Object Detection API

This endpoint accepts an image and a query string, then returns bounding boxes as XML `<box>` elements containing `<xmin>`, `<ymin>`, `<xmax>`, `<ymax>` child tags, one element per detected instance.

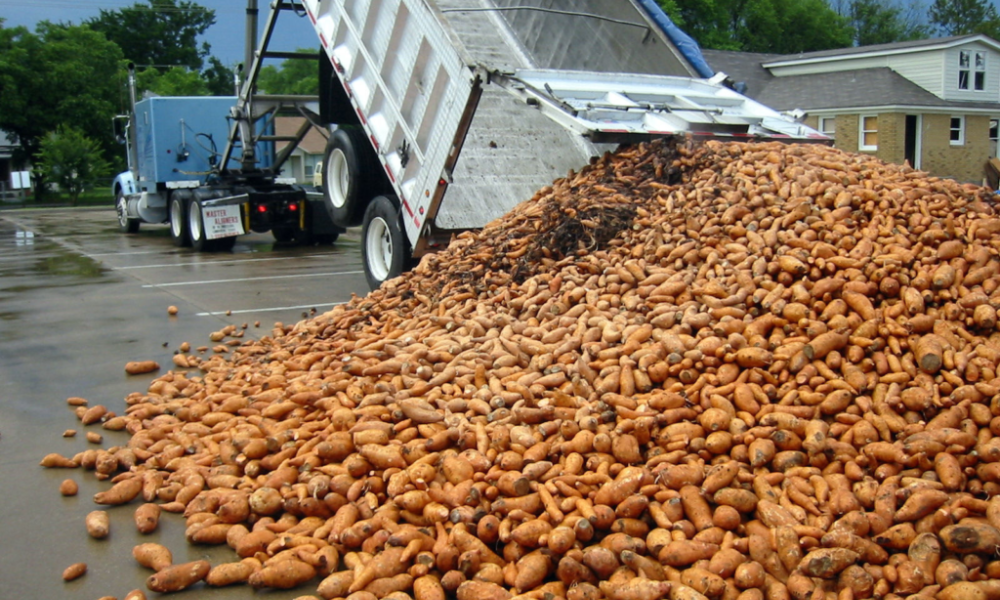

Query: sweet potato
<box><xmin>133</xmin><ymin>542</ymin><xmax>172</xmax><ymax>571</ymax></box>
<box><xmin>40</xmin><ymin>453</ymin><xmax>78</xmax><ymax>468</ymax></box>
<box><xmin>249</xmin><ymin>559</ymin><xmax>317</xmax><ymax>590</ymax></box>
<box><xmin>513</xmin><ymin>550</ymin><xmax>551</xmax><ymax>591</ymax></box>
<box><xmin>93</xmin><ymin>476</ymin><xmax>143</xmax><ymax>505</ymax></box>
<box><xmin>206</xmin><ymin>560</ymin><xmax>256</xmax><ymax>586</ymax></box>
<box><xmin>456</xmin><ymin>580</ymin><xmax>511</xmax><ymax>600</ymax></box>
<box><xmin>599</xmin><ymin>578</ymin><xmax>671</xmax><ymax>600</ymax></box>
<box><xmin>85</xmin><ymin>510</ymin><xmax>110</xmax><ymax>539</ymax></box>
<box><xmin>893</xmin><ymin>489</ymin><xmax>948</xmax><ymax>522</ymax></box>
<box><xmin>365</xmin><ymin>573</ymin><xmax>415</xmax><ymax>598</ymax></box>
<box><xmin>125</xmin><ymin>360</ymin><xmax>160</xmax><ymax>375</ymax></box>
<box><xmin>797</xmin><ymin>548</ymin><xmax>858</xmax><ymax>578</ymax></box>
<box><xmin>679</xmin><ymin>567</ymin><xmax>725</xmax><ymax>598</ymax></box>
<box><xmin>317</xmin><ymin>570</ymin><xmax>355</xmax><ymax>599</ymax></box>
<box><xmin>62</xmin><ymin>562</ymin><xmax>87</xmax><ymax>581</ymax></box>
<box><xmin>146</xmin><ymin>560</ymin><xmax>210</xmax><ymax>593</ymax></box>
<box><xmin>349</xmin><ymin>546</ymin><xmax>408</xmax><ymax>593</ymax></box>
<box><xmin>413</xmin><ymin>575</ymin><xmax>446</xmax><ymax>600</ymax></box>
<box><xmin>130</xmin><ymin>503</ymin><xmax>159</xmax><ymax>534</ymax></box>
<box><xmin>59</xmin><ymin>479</ymin><xmax>78</xmax><ymax>496</ymax></box>
<box><xmin>940</xmin><ymin>522</ymin><xmax>1000</xmax><ymax>554</ymax></box>
<box><xmin>659</xmin><ymin>540</ymin><xmax>718</xmax><ymax>567</ymax></box>
<box><xmin>937</xmin><ymin>581</ymin><xmax>988</xmax><ymax>600</ymax></box>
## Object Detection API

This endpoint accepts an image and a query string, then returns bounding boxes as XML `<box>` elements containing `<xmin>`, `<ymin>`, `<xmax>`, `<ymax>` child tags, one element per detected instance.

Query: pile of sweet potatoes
<box><xmin>46</xmin><ymin>137</ymin><xmax>1000</xmax><ymax>600</ymax></box>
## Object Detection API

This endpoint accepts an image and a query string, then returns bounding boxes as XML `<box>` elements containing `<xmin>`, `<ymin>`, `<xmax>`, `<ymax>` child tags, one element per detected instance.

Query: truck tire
<box><xmin>361</xmin><ymin>195</ymin><xmax>411</xmax><ymax>290</ymax></box>
<box><xmin>189</xmin><ymin>202</ymin><xmax>237</xmax><ymax>252</ymax></box>
<box><xmin>116</xmin><ymin>192</ymin><xmax>140</xmax><ymax>234</ymax></box>
<box><xmin>188</xmin><ymin>201</ymin><xmax>209</xmax><ymax>251</ymax></box>
<box><xmin>169</xmin><ymin>193</ymin><xmax>190</xmax><ymax>247</ymax></box>
<box><xmin>322</xmin><ymin>126</ymin><xmax>384</xmax><ymax>228</ymax></box>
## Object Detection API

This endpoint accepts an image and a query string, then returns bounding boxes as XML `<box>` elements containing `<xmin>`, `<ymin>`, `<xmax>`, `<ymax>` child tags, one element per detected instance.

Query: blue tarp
<box><xmin>634</xmin><ymin>0</ymin><xmax>716</xmax><ymax>79</ymax></box>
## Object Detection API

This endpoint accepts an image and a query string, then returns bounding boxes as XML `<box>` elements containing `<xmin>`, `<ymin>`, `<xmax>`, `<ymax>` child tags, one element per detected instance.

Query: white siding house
<box><xmin>705</xmin><ymin>34</ymin><xmax>1000</xmax><ymax>183</ymax></box>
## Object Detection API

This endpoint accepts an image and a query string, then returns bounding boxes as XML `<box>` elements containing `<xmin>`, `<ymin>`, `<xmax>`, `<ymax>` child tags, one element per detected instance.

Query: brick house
<box><xmin>704</xmin><ymin>34</ymin><xmax>1000</xmax><ymax>183</ymax></box>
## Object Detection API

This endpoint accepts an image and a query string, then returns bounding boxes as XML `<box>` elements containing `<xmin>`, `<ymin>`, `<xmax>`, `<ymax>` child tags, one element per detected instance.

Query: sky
<box><xmin>0</xmin><ymin>0</ymin><xmax>313</xmax><ymax>68</ymax></box>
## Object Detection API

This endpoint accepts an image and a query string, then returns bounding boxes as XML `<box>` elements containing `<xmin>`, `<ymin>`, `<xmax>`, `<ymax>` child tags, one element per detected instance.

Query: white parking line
<box><xmin>197</xmin><ymin>302</ymin><xmax>342</xmax><ymax>316</ymax></box>
<box><xmin>115</xmin><ymin>254</ymin><xmax>335</xmax><ymax>270</ymax></box>
<box><xmin>87</xmin><ymin>250</ymin><xmax>175</xmax><ymax>257</ymax></box>
<box><xmin>142</xmin><ymin>270</ymin><xmax>363</xmax><ymax>288</ymax></box>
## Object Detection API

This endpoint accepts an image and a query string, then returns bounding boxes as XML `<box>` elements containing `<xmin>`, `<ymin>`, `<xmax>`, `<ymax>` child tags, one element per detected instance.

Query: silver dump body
<box><xmin>299</xmin><ymin>0</ymin><xmax>828</xmax><ymax>241</ymax></box>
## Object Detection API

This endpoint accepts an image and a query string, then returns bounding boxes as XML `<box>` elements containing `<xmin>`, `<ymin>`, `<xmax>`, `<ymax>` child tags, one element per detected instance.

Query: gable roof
<box><xmin>275</xmin><ymin>117</ymin><xmax>327</xmax><ymax>155</ymax></box>
<box><xmin>763</xmin><ymin>34</ymin><xmax>1000</xmax><ymax>68</ymax></box>
<box><xmin>705</xmin><ymin>39</ymin><xmax>1000</xmax><ymax>113</ymax></box>
<box><xmin>701</xmin><ymin>49</ymin><xmax>778</xmax><ymax>97</ymax></box>
<box><xmin>756</xmin><ymin>67</ymin><xmax>950</xmax><ymax>111</ymax></box>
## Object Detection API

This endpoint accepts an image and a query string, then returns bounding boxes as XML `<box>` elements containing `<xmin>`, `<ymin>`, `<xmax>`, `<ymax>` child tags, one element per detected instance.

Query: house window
<box><xmin>959</xmin><ymin>50</ymin><xmax>988</xmax><ymax>91</ymax></box>
<box><xmin>819</xmin><ymin>116</ymin><xmax>836</xmax><ymax>137</ymax></box>
<box><xmin>991</xmin><ymin>119</ymin><xmax>998</xmax><ymax>157</ymax></box>
<box><xmin>976</xmin><ymin>52</ymin><xmax>987</xmax><ymax>90</ymax></box>
<box><xmin>860</xmin><ymin>115</ymin><xmax>878</xmax><ymax>151</ymax></box>
<box><xmin>950</xmin><ymin>116</ymin><xmax>965</xmax><ymax>145</ymax></box>
<box><xmin>304</xmin><ymin>164</ymin><xmax>314</xmax><ymax>177</ymax></box>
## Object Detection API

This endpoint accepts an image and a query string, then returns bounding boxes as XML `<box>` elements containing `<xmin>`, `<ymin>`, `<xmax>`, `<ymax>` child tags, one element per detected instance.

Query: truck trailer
<box><xmin>113</xmin><ymin>0</ymin><xmax>828</xmax><ymax>289</ymax></box>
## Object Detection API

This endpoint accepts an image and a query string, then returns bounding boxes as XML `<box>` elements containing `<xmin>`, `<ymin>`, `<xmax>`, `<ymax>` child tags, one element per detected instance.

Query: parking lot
<box><xmin>0</xmin><ymin>206</ymin><xmax>371</xmax><ymax>599</ymax></box>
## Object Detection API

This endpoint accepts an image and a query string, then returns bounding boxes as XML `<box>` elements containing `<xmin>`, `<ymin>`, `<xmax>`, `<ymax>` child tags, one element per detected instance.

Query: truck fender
<box><xmin>113</xmin><ymin>171</ymin><xmax>137</xmax><ymax>196</ymax></box>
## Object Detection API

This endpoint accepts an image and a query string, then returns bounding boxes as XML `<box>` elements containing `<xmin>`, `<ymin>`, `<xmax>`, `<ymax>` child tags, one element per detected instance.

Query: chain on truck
<box><xmin>112</xmin><ymin>0</ymin><xmax>830</xmax><ymax>290</ymax></box>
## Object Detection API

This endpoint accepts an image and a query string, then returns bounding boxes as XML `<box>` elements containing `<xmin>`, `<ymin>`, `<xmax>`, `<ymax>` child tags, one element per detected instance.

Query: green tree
<box><xmin>0</xmin><ymin>22</ymin><xmax>124</xmax><ymax>198</ymax></box>
<box><xmin>203</xmin><ymin>57</ymin><xmax>237</xmax><ymax>96</ymax></box>
<box><xmin>85</xmin><ymin>0</ymin><xmax>215</xmax><ymax>72</ymax></box>
<box><xmin>669</xmin><ymin>0</ymin><xmax>853</xmax><ymax>53</ymax></box>
<box><xmin>37</xmin><ymin>127</ymin><xmax>112</xmax><ymax>205</ymax></box>
<box><xmin>257</xmin><ymin>50</ymin><xmax>320</xmax><ymax>95</ymax></box>
<box><xmin>929</xmin><ymin>0</ymin><xmax>1000</xmax><ymax>38</ymax></box>
<box><xmin>136</xmin><ymin>66</ymin><xmax>209</xmax><ymax>97</ymax></box>
<box><xmin>846</xmin><ymin>0</ymin><xmax>930</xmax><ymax>46</ymax></box>
<box><xmin>656</xmin><ymin>1</ymin><xmax>683</xmax><ymax>24</ymax></box>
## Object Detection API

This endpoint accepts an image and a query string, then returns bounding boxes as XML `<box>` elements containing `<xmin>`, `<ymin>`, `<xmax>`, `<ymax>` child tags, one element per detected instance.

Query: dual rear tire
<box><xmin>169</xmin><ymin>192</ymin><xmax>235</xmax><ymax>252</ymax></box>
<box><xmin>169</xmin><ymin>193</ymin><xmax>190</xmax><ymax>247</ymax></box>
<box><xmin>322</xmin><ymin>127</ymin><xmax>410</xmax><ymax>290</ymax></box>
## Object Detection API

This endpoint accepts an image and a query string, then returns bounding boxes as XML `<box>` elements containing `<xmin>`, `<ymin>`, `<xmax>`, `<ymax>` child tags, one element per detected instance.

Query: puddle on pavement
<box><xmin>0</xmin><ymin>225</ymin><xmax>108</xmax><ymax>282</ymax></box>
<box><xmin>34</xmin><ymin>252</ymin><xmax>105</xmax><ymax>278</ymax></box>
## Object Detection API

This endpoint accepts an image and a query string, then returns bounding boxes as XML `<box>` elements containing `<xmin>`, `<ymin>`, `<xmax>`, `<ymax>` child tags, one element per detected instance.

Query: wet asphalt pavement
<box><xmin>0</xmin><ymin>207</ymin><xmax>371</xmax><ymax>599</ymax></box>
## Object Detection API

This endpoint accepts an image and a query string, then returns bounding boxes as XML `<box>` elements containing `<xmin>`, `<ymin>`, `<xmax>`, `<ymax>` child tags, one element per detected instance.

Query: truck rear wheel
<box><xmin>189</xmin><ymin>203</ymin><xmax>237</xmax><ymax>252</ymax></box>
<box><xmin>169</xmin><ymin>193</ymin><xmax>190</xmax><ymax>247</ymax></box>
<box><xmin>116</xmin><ymin>192</ymin><xmax>140</xmax><ymax>234</ymax></box>
<box><xmin>188</xmin><ymin>201</ymin><xmax>209</xmax><ymax>251</ymax></box>
<box><xmin>322</xmin><ymin>127</ymin><xmax>384</xmax><ymax>228</ymax></box>
<box><xmin>362</xmin><ymin>195</ymin><xmax>411</xmax><ymax>290</ymax></box>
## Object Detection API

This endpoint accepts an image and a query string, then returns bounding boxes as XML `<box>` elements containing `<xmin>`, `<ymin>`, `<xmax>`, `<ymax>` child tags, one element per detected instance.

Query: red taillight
<box><xmin>288</xmin><ymin>203</ymin><xmax>298</xmax><ymax>211</ymax></box>
<box><xmin>257</xmin><ymin>205</ymin><xmax>267</xmax><ymax>213</ymax></box>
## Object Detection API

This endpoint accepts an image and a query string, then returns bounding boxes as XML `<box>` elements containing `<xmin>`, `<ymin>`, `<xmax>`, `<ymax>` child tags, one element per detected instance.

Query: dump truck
<box><xmin>114</xmin><ymin>0</ymin><xmax>827</xmax><ymax>288</ymax></box>
<box><xmin>303</xmin><ymin>0</ymin><xmax>828</xmax><ymax>289</ymax></box>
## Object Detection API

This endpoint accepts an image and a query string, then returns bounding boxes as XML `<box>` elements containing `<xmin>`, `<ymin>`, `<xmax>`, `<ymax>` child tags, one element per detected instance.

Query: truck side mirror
<box><xmin>113</xmin><ymin>116</ymin><xmax>128</xmax><ymax>145</ymax></box>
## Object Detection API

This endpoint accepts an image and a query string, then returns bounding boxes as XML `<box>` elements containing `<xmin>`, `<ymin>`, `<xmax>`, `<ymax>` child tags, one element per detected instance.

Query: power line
<box><xmin>0</xmin><ymin>0</ymin><xmax>240</xmax><ymax>12</ymax></box>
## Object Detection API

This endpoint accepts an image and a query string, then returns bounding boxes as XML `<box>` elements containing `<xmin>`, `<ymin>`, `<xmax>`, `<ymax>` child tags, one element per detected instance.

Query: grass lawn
<box><xmin>2</xmin><ymin>186</ymin><xmax>112</xmax><ymax>208</ymax></box>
